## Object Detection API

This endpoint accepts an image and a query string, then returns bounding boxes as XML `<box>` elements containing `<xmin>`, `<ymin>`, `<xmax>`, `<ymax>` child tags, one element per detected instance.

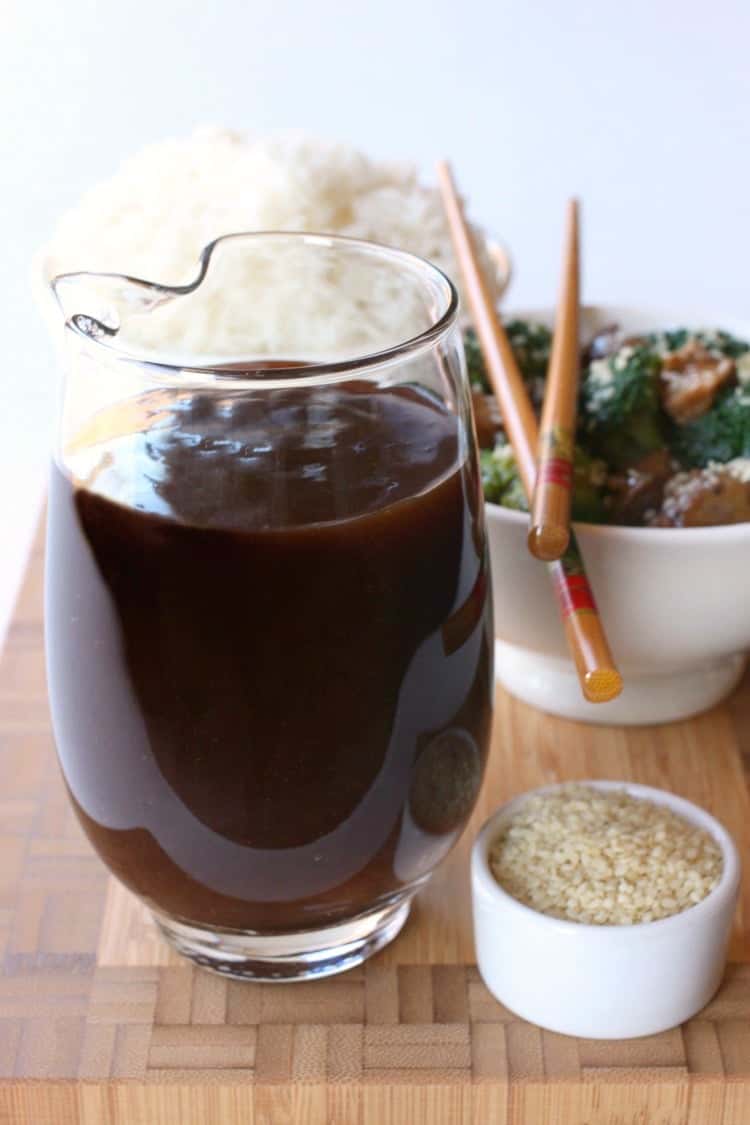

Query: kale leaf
<box><xmin>668</xmin><ymin>387</ymin><xmax>750</xmax><ymax>467</ymax></box>
<box><xmin>463</xmin><ymin>319</ymin><xmax>552</xmax><ymax>409</ymax></box>
<box><xmin>463</xmin><ymin>327</ymin><xmax>489</xmax><ymax>392</ymax></box>
<box><xmin>650</xmin><ymin>328</ymin><xmax>750</xmax><ymax>359</ymax></box>
<box><xmin>579</xmin><ymin>345</ymin><xmax>664</xmax><ymax>469</ymax></box>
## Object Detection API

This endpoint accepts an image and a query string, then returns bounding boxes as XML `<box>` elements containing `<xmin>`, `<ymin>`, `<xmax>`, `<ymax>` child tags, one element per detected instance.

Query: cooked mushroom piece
<box><xmin>607</xmin><ymin>449</ymin><xmax>676</xmax><ymax>525</ymax></box>
<box><xmin>582</xmin><ymin>326</ymin><xmax>648</xmax><ymax>365</ymax></box>
<box><xmin>660</xmin><ymin>341</ymin><xmax>736</xmax><ymax>424</ymax></box>
<box><xmin>471</xmin><ymin>390</ymin><xmax>504</xmax><ymax>450</ymax></box>
<box><xmin>649</xmin><ymin>465</ymin><xmax>750</xmax><ymax>527</ymax></box>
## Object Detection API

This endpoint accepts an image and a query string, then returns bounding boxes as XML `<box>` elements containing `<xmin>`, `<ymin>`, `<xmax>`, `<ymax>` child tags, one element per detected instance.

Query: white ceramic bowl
<box><xmin>487</xmin><ymin>304</ymin><xmax>750</xmax><ymax>725</ymax></box>
<box><xmin>472</xmin><ymin>780</ymin><xmax>740</xmax><ymax>1040</ymax></box>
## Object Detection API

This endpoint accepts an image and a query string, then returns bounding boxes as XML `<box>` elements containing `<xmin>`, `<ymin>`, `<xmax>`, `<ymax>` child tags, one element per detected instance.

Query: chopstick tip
<box><xmin>528</xmin><ymin>524</ymin><xmax>570</xmax><ymax>562</ymax></box>
<box><xmin>583</xmin><ymin>667</ymin><xmax>623</xmax><ymax>704</ymax></box>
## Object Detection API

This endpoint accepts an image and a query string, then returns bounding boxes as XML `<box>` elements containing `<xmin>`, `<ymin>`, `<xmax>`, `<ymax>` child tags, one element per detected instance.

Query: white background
<box><xmin>2</xmin><ymin>0</ymin><xmax>749</xmax><ymax>644</ymax></box>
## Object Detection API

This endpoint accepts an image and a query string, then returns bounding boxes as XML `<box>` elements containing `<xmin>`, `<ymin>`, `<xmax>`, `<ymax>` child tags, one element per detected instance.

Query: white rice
<box><xmin>43</xmin><ymin>128</ymin><xmax>497</xmax><ymax>359</ymax></box>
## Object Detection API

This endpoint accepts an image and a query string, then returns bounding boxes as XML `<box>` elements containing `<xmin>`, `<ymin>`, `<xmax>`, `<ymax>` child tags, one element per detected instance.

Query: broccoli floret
<box><xmin>669</xmin><ymin>386</ymin><xmax>750</xmax><ymax>467</ymax></box>
<box><xmin>481</xmin><ymin>440</ymin><xmax>608</xmax><ymax>522</ymax></box>
<box><xmin>480</xmin><ymin>442</ymin><xmax>528</xmax><ymax>510</ymax></box>
<box><xmin>571</xmin><ymin>447</ymin><xmax>609</xmax><ymax>523</ymax></box>
<box><xmin>463</xmin><ymin>327</ymin><xmax>488</xmax><ymax>392</ymax></box>
<box><xmin>579</xmin><ymin>344</ymin><xmax>664</xmax><ymax>469</ymax></box>
<box><xmin>463</xmin><ymin>319</ymin><xmax>552</xmax><ymax>407</ymax></box>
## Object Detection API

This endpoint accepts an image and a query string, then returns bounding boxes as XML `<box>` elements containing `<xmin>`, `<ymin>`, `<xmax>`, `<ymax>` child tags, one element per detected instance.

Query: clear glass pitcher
<box><xmin>45</xmin><ymin>232</ymin><xmax>494</xmax><ymax>980</ymax></box>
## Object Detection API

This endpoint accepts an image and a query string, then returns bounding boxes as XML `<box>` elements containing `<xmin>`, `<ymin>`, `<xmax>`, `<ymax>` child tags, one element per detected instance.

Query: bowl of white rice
<box><xmin>472</xmin><ymin>780</ymin><xmax>740</xmax><ymax>1039</ymax></box>
<box><xmin>36</xmin><ymin>128</ymin><xmax>509</xmax><ymax>357</ymax></box>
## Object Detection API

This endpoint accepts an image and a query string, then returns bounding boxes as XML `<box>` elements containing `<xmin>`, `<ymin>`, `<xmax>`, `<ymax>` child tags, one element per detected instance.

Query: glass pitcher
<box><xmin>45</xmin><ymin>232</ymin><xmax>494</xmax><ymax>980</ymax></box>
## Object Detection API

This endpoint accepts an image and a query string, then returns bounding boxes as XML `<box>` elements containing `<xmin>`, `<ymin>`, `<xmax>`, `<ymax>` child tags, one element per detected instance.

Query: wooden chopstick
<box><xmin>436</xmin><ymin>162</ymin><xmax>622</xmax><ymax>704</ymax></box>
<box><xmin>528</xmin><ymin>199</ymin><xmax>580</xmax><ymax>561</ymax></box>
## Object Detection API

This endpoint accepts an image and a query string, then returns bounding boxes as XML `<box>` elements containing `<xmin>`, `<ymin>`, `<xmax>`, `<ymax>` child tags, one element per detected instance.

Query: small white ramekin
<box><xmin>472</xmin><ymin>780</ymin><xmax>741</xmax><ymax>1039</ymax></box>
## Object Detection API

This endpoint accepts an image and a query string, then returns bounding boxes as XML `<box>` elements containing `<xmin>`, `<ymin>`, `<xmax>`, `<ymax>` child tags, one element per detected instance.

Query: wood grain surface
<box><xmin>1</xmin><ymin>525</ymin><xmax>749</xmax><ymax>1123</ymax></box>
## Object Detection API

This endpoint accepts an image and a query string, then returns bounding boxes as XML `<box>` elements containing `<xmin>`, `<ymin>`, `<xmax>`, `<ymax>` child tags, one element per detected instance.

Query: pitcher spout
<box><xmin>51</xmin><ymin>270</ymin><xmax>186</xmax><ymax>342</ymax></box>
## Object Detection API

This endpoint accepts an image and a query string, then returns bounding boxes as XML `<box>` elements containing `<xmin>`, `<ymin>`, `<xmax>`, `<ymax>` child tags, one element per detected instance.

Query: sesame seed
<box><xmin>489</xmin><ymin>785</ymin><xmax>723</xmax><ymax>925</ymax></box>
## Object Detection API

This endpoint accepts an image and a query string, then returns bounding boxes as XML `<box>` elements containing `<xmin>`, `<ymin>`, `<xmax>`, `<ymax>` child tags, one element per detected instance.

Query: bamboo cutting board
<box><xmin>1</xmin><ymin>524</ymin><xmax>750</xmax><ymax>1124</ymax></box>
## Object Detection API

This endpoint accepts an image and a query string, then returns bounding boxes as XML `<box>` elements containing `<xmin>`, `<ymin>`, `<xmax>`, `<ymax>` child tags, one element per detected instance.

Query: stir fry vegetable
<box><xmin>669</xmin><ymin>386</ymin><xmax>750</xmax><ymax>468</ymax></box>
<box><xmin>465</xmin><ymin>320</ymin><xmax>552</xmax><ymax>410</ymax></box>
<box><xmin>480</xmin><ymin>442</ymin><xmax>527</xmax><ymax>511</ymax></box>
<box><xmin>580</xmin><ymin>346</ymin><xmax>664</xmax><ymax>470</ymax></box>
<box><xmin>479</xmin><ymin>442</ymin><xmax>608</xmax><ymax>522</ymax></box>
<box><xmin>468</xmin><ymin>320</ymin><xmax>750</xmax><ymax>528</ymax></box>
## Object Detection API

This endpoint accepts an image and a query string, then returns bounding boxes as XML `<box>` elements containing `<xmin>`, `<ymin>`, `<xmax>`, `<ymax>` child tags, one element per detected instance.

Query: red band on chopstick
<box><xmin>538</xmin><ymin>456</ymin><xmax>573</xmax><ymax>489</ymax></box>
<box><xmin>553</xmin><ymin>572</ymin><xmax>598</xmax><ymax>618</ymax></box>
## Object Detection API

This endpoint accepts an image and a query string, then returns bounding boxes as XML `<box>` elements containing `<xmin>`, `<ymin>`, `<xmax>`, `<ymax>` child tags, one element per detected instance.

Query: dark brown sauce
<box><xmin>46</xmin><ymin>380</ymin><xmax>493</xmax><ymax>931</ymax></box>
